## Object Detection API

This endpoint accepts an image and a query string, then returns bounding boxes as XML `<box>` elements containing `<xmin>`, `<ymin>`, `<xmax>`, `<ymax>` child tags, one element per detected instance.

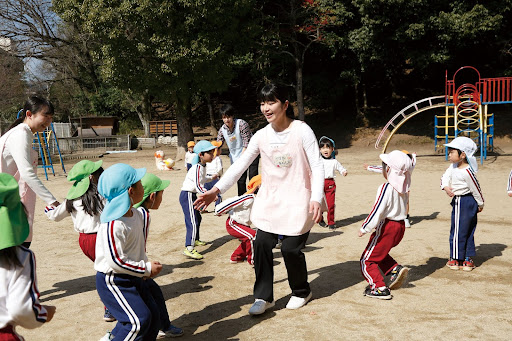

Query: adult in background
<box><xmin>217</xmin><ymin>104</ymin><xmax>260</xmax><ymax>196</ymax></box>
<box><xmin>0</xmin><ymin>96</ymin><xmax>60</xmax><ymax>247</ymax></box>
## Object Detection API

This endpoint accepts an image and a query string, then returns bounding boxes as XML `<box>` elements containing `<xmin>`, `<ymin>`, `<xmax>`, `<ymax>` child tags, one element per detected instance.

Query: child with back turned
<box><xmin>441</xmin><ymin>137</ymin><xmax>484</xmax><ymax>271</ymax></box>
<box><xmin>359</xmin><ymin>150</ymin><xmax>413</xmax><ymax>300</ymax></box>
<box><xmin>214</xmin><ymin>175</ymin><xmax>261</xmax><ymax>265</ymax></box>
<box><xmin>95</xmin><ymin>164</ymin><xmax>162</xmax><ymax>340</ymax></box>
<box><xmin>180</xmin><ymin>140</ymin><xmax>217</xmax><ymax>260</ymax></box>
<box><xmin>0</xmin><ymin>173</ymin><xmax>56</xmax><ymax>340</ymax></box>
<box><xmin>318</xmin><ymin>136</ymin><xmax>347</xmax><ymax>229</ymax></box>
<box><xmin>133</xmin><ymin>173</ymin><xmax>183</xmax><ymax>338</ymax></box>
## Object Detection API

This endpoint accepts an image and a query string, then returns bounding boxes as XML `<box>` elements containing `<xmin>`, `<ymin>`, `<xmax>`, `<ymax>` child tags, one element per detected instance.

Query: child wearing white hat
<box><xmin>359</xmin><ymin>150</ymin><xmax>413</xmax><ymax>299</ymax></box>
<box><xmin>441</xmin><ymin>136</ymin><xmax>484</xmax><ymax>271</ymax></box>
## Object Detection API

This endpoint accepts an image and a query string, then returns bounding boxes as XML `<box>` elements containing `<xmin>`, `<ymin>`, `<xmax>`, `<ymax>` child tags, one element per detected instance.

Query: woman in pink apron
<box><xmin>195</xmin><ymin>83</ymin><xmax>324</xmax><ymax>315</ymax></box>
<box><xmin>0</xmin><ymin>96</ymin><xmax>60</xmax><ymax>247</ymax></box>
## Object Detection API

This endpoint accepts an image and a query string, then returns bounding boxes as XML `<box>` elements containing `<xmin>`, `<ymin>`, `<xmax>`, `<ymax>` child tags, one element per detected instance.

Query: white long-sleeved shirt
<box><xmin>215</xmin><ymin>122</ymin><xmax>324</xmax><ymax>204</ymax></box>
<box><xmin>215</xmin><ymin>193</ymin><xmax>255</xmax><ymax>226</ymax></box>
<box><xmin>206</xmin><ymin>156</ymin><xmax>223</xmax><ymax>180</ymax></box>
<box><xmin>0</xmin><ymin>123</ymin><xmax>56</xmax><ymax>204</ymax></box>
<box><xmin>440</xmin><ymin>164</ymin><xmax>484</xmax><ymax>208</ymax></box>
<box><xmin>0</xmin><ymin>246</ymin><xmax>48</xmax><ymax>330</ymax></box>
<box><xmin>44</xmin><ymin>199</ymin><xmax>104</xmax><ymax>234</ymax></box>
<box><xmin>360</xmin><ymin>183</ymin><xmax>408</xmax><ymax>234</ymax></box>
<box><xmin>184</xmin><ymin>151</ymin><xmax>196</xmax><ymax>166</ymax></box>
<box><xmin>94</xmin><ymin>207</ymin><xmax>151</xmax><ymax>277</ymax></box>
<box><xmin>181</xmin><ymin>163</ymin><xmax>208</xmax><ymax>193</ymax></box>
<box><xmin>322</xmin><ymin>158</ymin><xmax>346</xmax><ymax>179</ymax></box>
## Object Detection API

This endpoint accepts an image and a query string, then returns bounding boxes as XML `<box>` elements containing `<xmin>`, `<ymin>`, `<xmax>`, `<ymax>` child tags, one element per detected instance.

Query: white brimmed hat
<box><xmin>444</xmin><ymin>136</ymin><xmax>478</xmax><ymax>172</ymax></box>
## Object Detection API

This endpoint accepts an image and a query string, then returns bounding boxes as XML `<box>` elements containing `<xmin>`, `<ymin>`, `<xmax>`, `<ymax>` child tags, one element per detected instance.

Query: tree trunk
<box><xmin>137</xmin><ymin>90</ymin><xmax>151</xmax><ymax>137</ymax></box>
<box><xmin>206</xmin><ymin>93</ymin><xmax>218</xmax><ymax>136</ymax></box>
<box><xmin>175</xmin><ymin>92</ymin><xmax>194</xmax><ymax>161</ymax></box>
<box><xmin>295</xmin><ymin>60</ymin><xmax>305</xmax><ymax>120</ymax></box>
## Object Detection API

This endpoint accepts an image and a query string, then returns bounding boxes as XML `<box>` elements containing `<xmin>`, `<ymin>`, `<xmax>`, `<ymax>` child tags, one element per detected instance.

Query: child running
<box><xmin>0</xmin><ymin>173</ymin><xmax>56</xmax><ymax>340</ymax></box>
<box><xmin>95</xmin><ymin>163</ymin><xmax>162</xmax><ymax>340</ymax></box>
<box><xmin>180</xmin><ymin>140</ymin><xmax>217</xmax><ymax>260</ymax></box>
<box><xmin>359</xmin><ymin>150</ymin><xmax>413</xmax><ymax>300</ymax></box>
<box><xmin>133</xmin><ymin>173</ymin><xmax>183</xmax><ymax>338</ymax></box>
<box><xmin>441</xmin><ymin>136</ymin><xmax>484</xmax><ymax>271</ymax></box>
<box><xmin>214</xmin><ymin>175</ymin><xmax>261</xmax><ymax>265</ymax></box>
<box><xmin>318</xmin><ymin>136</ymin><xmax>347</xmax><ymax>229</ymax></box>
<box><xmin>185</xmin><ymin>141</ymin><xmax>196</xmax><ymax>171</ymax></box>
<box><xmin>43</xmin><ymin>160</ymin><xmax>115</xmax><ymax>322</ymax></box>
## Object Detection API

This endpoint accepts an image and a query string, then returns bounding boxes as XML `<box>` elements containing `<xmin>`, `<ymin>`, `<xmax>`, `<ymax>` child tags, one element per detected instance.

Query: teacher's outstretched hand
<box><xmin>194</xmin><ymin>187</ymin><xmax>220</xmax><ymax>211</ymax></box>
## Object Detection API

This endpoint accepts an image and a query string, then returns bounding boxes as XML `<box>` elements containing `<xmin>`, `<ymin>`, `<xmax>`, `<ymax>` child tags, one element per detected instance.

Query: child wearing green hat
<box><xmin>0</xmin><ymin>173</ymin><xmax>56</xmax><ymax>339</ymax></box>
<box><xmin>45</xmin><ymin>160</ymin><xmax>104</xmax><ymax>262</ymax></box>
<box><xmin>179</xmin><ymin>140</ymin><xmax>217</xmax><ymax>260</ymax></box>
<box><xmin>133</xmin><ymin>173</ymin><xmax>183</xmax><ymax>338</ymax></box>
<box><xmin>95</xmin><ymin>163</ymin><xmax>162</xmax><ymax>340</ymax></box>
<box><xmin>44</xmin><ymin>160</ymin><xmax>116</xmax><ymax>322</ymax></box>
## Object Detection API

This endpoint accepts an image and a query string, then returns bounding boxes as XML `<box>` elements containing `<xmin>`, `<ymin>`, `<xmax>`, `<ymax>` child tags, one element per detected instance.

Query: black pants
<box><xmin>253</xmin><ymin>229</ymin><xmax>310</xmax><ymax>302</ymax></box>
<box><xmin>237</xmin><ymin>155</ymin><xmax>260</xmax><ymax>196</ymax></box>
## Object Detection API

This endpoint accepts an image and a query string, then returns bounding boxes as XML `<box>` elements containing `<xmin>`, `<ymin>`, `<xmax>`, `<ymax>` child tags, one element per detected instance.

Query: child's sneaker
<box><xmin>103</xmin><ymin>308</ymin><xmax>116</xmax><ymax>322</ymax></box>
<box><xmin>328</xmin><ymin>224</ymin><xmax>336</xmax><ymax>230</ymax></box>
<box><xmin>194</xmin><ymin>240</ymin><xmax>207</xmax><ymax>246</ymax></box>
<box><xmin>404</xmin><ymin>215</ymin><xmax>411</xmax><ymax>228</ymax></box>
<box><xmin>183</xmin><ymin>248</ymin><xmax>203</xmax><ymax>260</ymax></box>
<box><xmin>446</xmin><ymin>258</ymin><xmax>461</xmax><ymax>270</ymax></box>
<box><xmin>229</xmin><ymin>257</ymin><xmax>245</xmax><ymax>264</ymax></box>
<box><xmin>274</xmin><ymin>239</ymin><xmax>282</xmax><ymax>249</ymax></box>
<box><xmin>318</xmin><ymin>220</ymin><xmax>327</xmax><ymax>227</ymax></box>
<box><xmin>388</xmin><ymin>265</ymin><xmax>409</xmax><ymax>290</ymax></box>
<box><xmin>158</xmin><ymin>324</ymin><xmax>184</xmax><ymax>338</ymax></box>
<box><xmin>364</xmin><ymin>287</ymin><xmax>392</xmax><ymax>300</ymax></box>
<box><xmin>462</xmin><ymin>258</ymin><xmax>476</xmax><ymax>271</ymax></box>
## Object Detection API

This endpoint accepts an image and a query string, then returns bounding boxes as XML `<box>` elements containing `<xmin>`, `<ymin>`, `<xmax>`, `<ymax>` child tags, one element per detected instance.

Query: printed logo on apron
<box><xmin>272</xmin><ymin>152</ymin><xmax>292</xmax><ymax>168</ymax></box>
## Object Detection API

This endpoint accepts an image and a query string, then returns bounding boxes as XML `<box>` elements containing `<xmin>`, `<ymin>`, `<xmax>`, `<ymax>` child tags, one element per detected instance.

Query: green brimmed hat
<box><xmin>0</xmin><ymin>173</ymin><xmax>30</xmax><ymax>250</ymax></box>
<box><xmin>133</xmin><ymin>173</ymin><xmax>170</xmax><ymax>208</ymax></box>
<box><xmin>66</xmin><ymin>160</ymin><xmax>103</xmax><ymax>200</ymax></box>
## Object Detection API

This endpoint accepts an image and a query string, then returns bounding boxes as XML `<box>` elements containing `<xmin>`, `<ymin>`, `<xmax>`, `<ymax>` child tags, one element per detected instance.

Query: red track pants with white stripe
<box><xmin>360</xmin><ymin>219</ymin><xmax>405</xmax><ymax>289</ymax></box>
<box><xmin>225</xmin><ymin>217</ymin><xmax>256</xmax><ymax>265</ymax></box>
<box><xmin>324</xmin><ymin>178</ymin><xmax>336</xmax><ymax>225</ymax></box>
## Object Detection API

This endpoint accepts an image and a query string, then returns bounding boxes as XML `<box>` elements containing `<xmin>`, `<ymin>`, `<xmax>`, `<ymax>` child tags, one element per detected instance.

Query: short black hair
<box><xmin>219</xmin><ymin>104</ymin><xmax>235</xmax><ymax>118</ymax></box>
<box><xmin>319</xmin><ymin>138</ymin><xmax>333</xmax><ymax>148</ymax></box>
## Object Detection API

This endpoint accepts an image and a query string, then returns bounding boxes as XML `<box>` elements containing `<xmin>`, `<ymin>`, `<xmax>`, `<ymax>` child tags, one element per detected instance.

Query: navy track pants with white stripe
<box><xmin>96</xmin><ymin>272</ymin><xmax>159</xmax><ymax>341</ymax></box>
<box><xmin>450</xmin><ymin>195</ymin><xmax>478</xmax><ymax>260</ymax></box>
<box><xmin>179</xmin><ymin>190</ymin><xmax>202</xmax><ymax>247</ymax></box>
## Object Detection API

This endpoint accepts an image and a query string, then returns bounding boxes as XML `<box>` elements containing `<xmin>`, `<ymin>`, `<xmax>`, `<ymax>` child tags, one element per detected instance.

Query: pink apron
<box><xmin>0</xmin><ymin>125</ymin><xmax>38</xmax><ymax>242</ymax></box>
<box><xmin>251</xmin><ymin>120</ymin><xmax>314</xmax><ymax>236</ymax></box>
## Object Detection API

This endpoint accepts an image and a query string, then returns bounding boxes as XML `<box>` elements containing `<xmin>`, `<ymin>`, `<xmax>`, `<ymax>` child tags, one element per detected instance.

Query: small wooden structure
<box><xmin>70</xmin><ymin>116</ymin><xmax>119</xmax><ymax>137</ymax></box>
<box><xmin>150</xmin><ymin>120</ymin><xmax>177</xmax><ymax>137</ymax></box>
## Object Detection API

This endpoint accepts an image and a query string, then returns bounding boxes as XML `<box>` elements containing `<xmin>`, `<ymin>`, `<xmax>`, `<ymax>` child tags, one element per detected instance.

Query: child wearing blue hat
<box><xmin>0</xmin><ymin>173</ymin><xmax>56</xmax><ymax>340</ymax></box>
<box><xmin>179</xmin><ymin>140</ymin><xmax>216</xmax><ymax>260</ymax></box>
<box><xmin>94</xmin><ymin>163</ymin><xmax>162</xmax><ymax>340</ymax></box>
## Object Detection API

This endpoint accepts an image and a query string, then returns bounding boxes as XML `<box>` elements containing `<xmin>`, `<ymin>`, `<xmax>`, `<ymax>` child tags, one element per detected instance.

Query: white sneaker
<box><xmin>404</xmin><ymin>215</ymin><xmax>411</xmax><ymax>228</ymax></box>
<box><xmin>99</xmin><ymin>331</ymin><xmax>114</xmax><ymax>341</ymax></box>
<box><xmin>286</xmin><ymin>291</ymin><xmax>312</xmax><ymax>310</ymax></box>
<box><xmin>248</xmin><ymin>299</ymin><xmax>275</xmax><ymax>315</ymax></box>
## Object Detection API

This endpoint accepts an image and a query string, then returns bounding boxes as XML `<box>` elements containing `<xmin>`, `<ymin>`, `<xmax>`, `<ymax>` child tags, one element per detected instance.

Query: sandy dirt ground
<box><xmin>18</xmin><ymin>136</ymin><xmax>512</xmax><ymax>340</ymax></box>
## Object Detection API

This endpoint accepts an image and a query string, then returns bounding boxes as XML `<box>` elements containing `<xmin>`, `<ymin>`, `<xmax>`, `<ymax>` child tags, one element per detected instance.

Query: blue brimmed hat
<box><xmin>191</xmin><ymin>140</ymin><xmax>216</xmax><ymax>165</ymax></box>
<box><xmin>98</xmin><ymin>163</ymin><xmax>146</xmax><ymax>223</ymax></box>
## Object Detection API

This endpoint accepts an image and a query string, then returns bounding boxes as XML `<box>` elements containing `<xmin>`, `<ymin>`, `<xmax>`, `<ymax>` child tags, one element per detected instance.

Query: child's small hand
<box><xmin>508</xmin><ymin>192</ymin><xmax>512</xmax><ymax>197</ymax></box>
<box><xmin>478</xmin><ymin>206</ymin><xmax>483</xmax><ymax>213</ymax></box>
<box><xmin>150</xmin><ymin>261</ymin><xmax>162</xmax><ymax>277</ymax></box>
<box><xmin>358</xmin><ymin>230</ymin><xmax>365</xmax><ymax>237</ymax></box>
<box><xmin>50</xmin><ymin>201</ymin><xmax>60</xmax><ymax>207</ymax></box>
<box><xmin>443</xmin><ymin>187</ymin><xmax>455</xmax><ymax>197</ymax></box>
<box><xmin>44</xmin><ymin>305</ymin><xmax>56</xmax><ymax>322</ymax></box>
<box><xmin>363</xmin><ymin>163</ymin><xmax>369</xmax><ymax>170</ymax></box>
<box><xmin>342</xmin><ymin>170</ymin><xmax>348</xmax><ymax>176</ymax></box>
